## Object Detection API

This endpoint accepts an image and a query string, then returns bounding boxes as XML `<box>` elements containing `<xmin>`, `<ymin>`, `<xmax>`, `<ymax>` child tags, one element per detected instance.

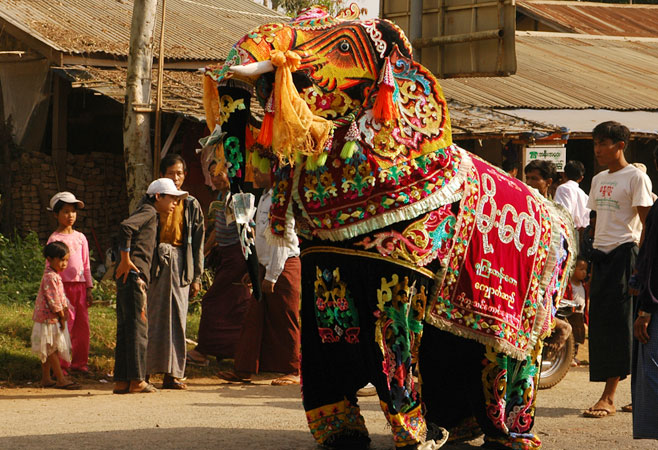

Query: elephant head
<box><xmin>205</xmin><ymin>4</ymin><xmax>452</xmax><ymax>169</ymax></box>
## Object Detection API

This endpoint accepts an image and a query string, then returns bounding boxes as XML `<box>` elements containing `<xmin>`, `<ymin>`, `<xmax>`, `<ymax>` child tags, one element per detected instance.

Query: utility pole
<box><xmin>153</xmin><ymin>0</ymin><xmax>167</xmax><ymax>179</ymax></box>
<box><xmin>123</xmin><ymin>0</ymin><xmax>158</xmax><ymax>211</ymax></box>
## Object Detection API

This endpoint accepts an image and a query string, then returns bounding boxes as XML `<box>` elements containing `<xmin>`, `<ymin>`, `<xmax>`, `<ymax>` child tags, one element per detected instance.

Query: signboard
<box><xmin>525</xmin><ymin>144</ymin><xmax>566</xmax><ymax>171</ymax></box>
<box><xmin>381</xmin><ymin>0</ymin><xmax>516</xmax><ymax>78</ymax></box>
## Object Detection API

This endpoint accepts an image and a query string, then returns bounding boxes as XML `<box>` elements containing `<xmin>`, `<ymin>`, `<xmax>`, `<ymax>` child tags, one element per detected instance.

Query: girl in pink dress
<box><xmin>32</xmin><ymin>241</ymin><xmax>80</xmax><ymax>389</ymax></box>
<box><xmin>46</xmin><ymin>192</ymin><xmax>94</xmax><ymax>373</ymax></box>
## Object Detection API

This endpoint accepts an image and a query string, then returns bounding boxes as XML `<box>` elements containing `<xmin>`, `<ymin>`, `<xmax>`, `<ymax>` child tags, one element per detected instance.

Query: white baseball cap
<box><xmin>146</xmin><ymin>178</ymin><xmax>189</xmax><ymax>198</ymax></box>
<box><xmin>48</xmin><ymin>192</ymin><xmax>85</xmax><ymax>211</ymax></box>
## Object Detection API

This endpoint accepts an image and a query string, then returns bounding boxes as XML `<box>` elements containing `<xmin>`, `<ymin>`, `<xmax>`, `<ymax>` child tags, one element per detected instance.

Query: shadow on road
<box><xmin>537</xmin><ymin>406</ymin><xmax>587</xmax><ymax>418</ymax></box>
<box><xmin>0</xmin><ymin>427</ymin><xmax>319</xmax><ymax>450</ymax></box>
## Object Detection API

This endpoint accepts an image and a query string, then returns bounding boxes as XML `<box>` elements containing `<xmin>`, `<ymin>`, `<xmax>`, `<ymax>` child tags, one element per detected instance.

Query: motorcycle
<box><xmin>538</xmin><ymin>299</ymin><xmax>581</xmax><ymax>389</ymax></box>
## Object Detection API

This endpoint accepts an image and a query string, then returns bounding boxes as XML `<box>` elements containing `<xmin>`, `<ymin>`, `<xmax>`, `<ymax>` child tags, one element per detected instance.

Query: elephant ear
<box><xmin>357</xmin><ymin>44</ymin><xmax>452</xmax><ymax>169</ymax></box>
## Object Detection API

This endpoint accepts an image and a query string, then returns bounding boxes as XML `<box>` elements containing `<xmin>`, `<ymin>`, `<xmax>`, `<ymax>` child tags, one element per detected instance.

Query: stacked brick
<box><xmin>10</xmin><ymin>150</ymin><xmax>129</xmax><ymax>264</ymax></box>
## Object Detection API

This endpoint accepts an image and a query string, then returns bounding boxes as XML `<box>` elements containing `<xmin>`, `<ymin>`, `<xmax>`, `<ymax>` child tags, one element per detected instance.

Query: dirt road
<box><xmin>0</xmin><ymin>365</ymin><xmax>653</xmax><ymax>450</ymax></box>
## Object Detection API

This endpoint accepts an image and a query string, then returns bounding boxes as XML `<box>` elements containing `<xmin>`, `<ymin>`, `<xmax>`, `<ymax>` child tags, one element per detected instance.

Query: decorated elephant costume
<box><xmin>202</xmin><ymin>5</ymin><xmax>574</xmax><ymax>449</ymax></box>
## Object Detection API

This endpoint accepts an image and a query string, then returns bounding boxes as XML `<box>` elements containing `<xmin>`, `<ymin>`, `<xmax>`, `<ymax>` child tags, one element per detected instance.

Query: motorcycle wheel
<box><xmin>538</xmin><ymin>333</ymin><xmax>575</xmax><ymax>389</ymax></box>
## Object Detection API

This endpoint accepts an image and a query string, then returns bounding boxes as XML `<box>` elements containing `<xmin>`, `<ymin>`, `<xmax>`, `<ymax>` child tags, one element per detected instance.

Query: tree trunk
<box><xmin>123</xmin><ymin>0</ymin><xmax>158</xmax><ymax>212</ymax></box>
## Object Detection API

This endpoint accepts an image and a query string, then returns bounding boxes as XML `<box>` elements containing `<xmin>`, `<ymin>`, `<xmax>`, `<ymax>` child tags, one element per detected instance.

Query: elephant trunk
<box><xmin>228</xmin><ymin>60</ymin><xmax>275</xmax><ymax>77</ymax></box>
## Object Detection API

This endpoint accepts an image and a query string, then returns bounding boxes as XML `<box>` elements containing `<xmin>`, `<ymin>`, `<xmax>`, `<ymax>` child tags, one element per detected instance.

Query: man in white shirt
<box><xmin>583</xmin><ymin>121</ymin><xmax>653</xmax><ymax>419</ymax></box>
<box><xmin>554</xmin><ymin>160</ymin><xmax>590</xmax><ymax>230</ymax></box>
<box><xmin>217</xmin><ymin>165</ymin><xmax>302</xmax><ymax>386</ymax></box>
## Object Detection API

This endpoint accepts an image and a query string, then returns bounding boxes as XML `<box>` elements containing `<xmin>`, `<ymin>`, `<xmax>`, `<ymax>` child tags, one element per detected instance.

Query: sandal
<box><xmin>583</xmin><ymin>407</ymin><xmax>615</xmax><ymax>418</ymax></box>
<box><xmin>41</xmin><ymin>381</ymin><xmax>57</xmax><ymax>388</ymax></box>
<box><xmin>621</xmin><ymin>403</ymin><xmax>633</xmax><ymax>413</ymax></box>
<box><xmin>162</xmin><ymin>377</ymin><xmax>187</xmax><ymax>390</ymax></box>
<box><xmin>130</xmin><ymin>383</ymin><xmax>157</xmax><ymax>394</ymax></box>
<box><xmin>217</xmin><ymin>370</ymin><xmax>251</xmax><ymax>383</ymax></box>
<box><xmin>271</xmin><ymin>374</ymin><xmax>300</xmax><ymax>386</ymax></box>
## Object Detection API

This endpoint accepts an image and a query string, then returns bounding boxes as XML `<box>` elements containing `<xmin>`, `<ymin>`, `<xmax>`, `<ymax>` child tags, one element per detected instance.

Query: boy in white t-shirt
<box><xmin>583</xmin><ymin>121</ymin><xmax>653</xmax><ymax>419</ymax></box>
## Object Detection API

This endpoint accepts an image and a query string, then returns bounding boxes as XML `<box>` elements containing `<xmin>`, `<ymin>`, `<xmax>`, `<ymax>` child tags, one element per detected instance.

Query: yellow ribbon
<box><xmin>270</xmin><ymin>49</ymin><xmax>332</xmax><ymax>164</ymax></box>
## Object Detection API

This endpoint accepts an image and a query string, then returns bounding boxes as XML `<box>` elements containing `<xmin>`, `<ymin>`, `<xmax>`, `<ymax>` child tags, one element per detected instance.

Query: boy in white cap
<box><xmin>46</xmin><ymin>192</ymin><xmax>93</xmax><ymax>374</ymax></box>
<box><xmin>112</xmin><ymin>178</ymin><xmax>187</xmax><ymax>394</ymax></box>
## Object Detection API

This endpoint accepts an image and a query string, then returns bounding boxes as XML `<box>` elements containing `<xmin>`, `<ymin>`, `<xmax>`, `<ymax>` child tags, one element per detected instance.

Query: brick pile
<box><xmin>10</xmin><ymin>150</ymin><xmax>129</xmax><ymax>262</ymax></box>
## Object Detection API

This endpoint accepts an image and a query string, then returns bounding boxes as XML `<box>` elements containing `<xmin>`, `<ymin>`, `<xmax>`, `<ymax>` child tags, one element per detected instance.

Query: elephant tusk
<box><xmin>228</xmin><ymin>60</ymin><xmax>275</xmax><ymax>77</ymax></box>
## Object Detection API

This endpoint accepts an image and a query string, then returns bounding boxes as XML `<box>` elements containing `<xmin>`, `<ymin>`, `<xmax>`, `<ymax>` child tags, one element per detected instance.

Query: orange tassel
<box><xmin>372</xmin><ymin>57</ymin><xmax>399</xmax><ymax>123</ymax></box>
<box><xmin>202</xmin><ymin>74</ymin><xmax>220</xmax><ymax>132</ymax></box>
<box><xmin>257</xmin><ymin>111</ymin><xmax>274</xmax><ymax>147</ymax></box>
<box><xmin>373</xmin><ymin>84</ymin><xmax>398</xmax><ymax>122</ymax></box>
<box><xmin>245</xmin><ymin>124</ymin><xmax>255</xmax><ymax>150</ymax></box>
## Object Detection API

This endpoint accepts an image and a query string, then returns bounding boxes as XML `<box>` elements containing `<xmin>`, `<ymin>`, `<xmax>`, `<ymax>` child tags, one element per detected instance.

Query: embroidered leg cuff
<box><xmin>306</xmin><ymin>398</ymin><xmax>368</xmax><ymax>445</ymax></box>
<box><xmin>380</xmin><ymin>401</ymin><xmax>427</xmax><ymax>447</ymax></box>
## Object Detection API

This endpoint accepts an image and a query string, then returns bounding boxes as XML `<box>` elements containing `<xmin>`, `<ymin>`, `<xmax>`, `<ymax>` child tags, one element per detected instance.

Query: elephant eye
<box><xmin>338</xmin><ymin>40</ymin><xmax>350</xmax><ymax>53</ymax></box>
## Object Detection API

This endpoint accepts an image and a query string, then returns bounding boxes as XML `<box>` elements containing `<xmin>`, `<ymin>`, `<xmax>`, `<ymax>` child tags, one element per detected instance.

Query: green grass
<box><xmin>0</xmin><ymin>302</ymin><xmax>218</xmax><ymax>385</ymax></box>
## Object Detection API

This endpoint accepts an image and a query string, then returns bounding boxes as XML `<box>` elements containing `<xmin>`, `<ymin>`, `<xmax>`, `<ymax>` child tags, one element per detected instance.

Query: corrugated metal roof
<box><xmin>54</xmin><ymin>65</ymin><xmax>207</xmax><ymax>120</ymax></box>
<box><xmin>517</xmin><ymin>1</ymin><xmax>658</xmax><ymax>37</ymax></box>
<box><xmin>54</xmin><ymin>66</ymin><xmax>556</xmax><ymax>138</ymax></box>
<box><xmin>0</xmin><ymin>0</ymin><xmax>286</xmax><ymax>61</ymax></box>
<box><xmin>502</xmin><ymin>109</ymin><xmax>658</xmax><ymax>136</ymax></box>
<box><xmin>440</xmin><ymin>32</ymin><xmax>658</xmax><ymax>110</ymax></box>
<box><xmin>449</xmin><ymin>101</ymin><xmax>559</xmax><ymax>138</ymax></box>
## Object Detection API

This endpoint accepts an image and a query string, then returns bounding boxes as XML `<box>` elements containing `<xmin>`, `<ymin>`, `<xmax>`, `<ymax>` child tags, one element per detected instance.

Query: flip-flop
<box><xmin>41</xmin><ymin>381</ymin><xmax>57</xmax><ymax>388</ymax></box>
<box><xmin>583</xmin><ymin>407</ymin><xmax>615</xmax><ymax>418</ymax></box>
<box><xmin>621</xmin><ymin>404</ymin><xmax>633</xmax><ymax>413</ymax></box>
<box><xmin>162</xmin><ymin>379</ymin><xmax>187</xmax><ymax>390</ymax></box>
<box><xmin>217</xmin><ymin>370</ymin><xmax>251</xmax><ymax>383</ymax></box>
<box><xmin>55</xmin><ymin>382</ymin><xmax>81</xmax><ymax>390</ymax></box>
<box><xmin>271</xmin><ymin>375</ymin><xmax>300</xmax><ymax>386</ymax></box>
<box><xmin>130</xmin><ymin>383</ymin><xmax>157</xmax><ymax>394</ymax></box>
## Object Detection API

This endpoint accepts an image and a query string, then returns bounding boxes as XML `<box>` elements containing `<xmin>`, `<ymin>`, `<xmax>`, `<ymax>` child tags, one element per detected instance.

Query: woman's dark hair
<box><xmin>160</xmin><ymin>154</ymin><xmax>187</xmax><ymax>175</ymax></box>
<box><xmin>524</xmin><ymin>159</ymin><xmax>558</xmax><ymax>182</ymax></box>
<box><xmin>53</xmin><ymin>200</ymin><xmax>78</xmax><ymax>214</ymax></box>
<box><xmin>592</xmin><ymin>121</ymin><xmax>630</xmax><ymax>148</ymax></box>
<box><xmin>44</xmin><ymin>241</ymin><xmax>69</xmax><ymax>259</ymax></box>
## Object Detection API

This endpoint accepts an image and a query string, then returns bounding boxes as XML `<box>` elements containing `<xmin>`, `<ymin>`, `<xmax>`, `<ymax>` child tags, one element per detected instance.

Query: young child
<box><xmin>32</xmin><ymin>241</ymin><xmax>80</xmax><ymax>390</ymax></box>
<box><xmin>113</xmin><ymin>178</ymin><xmax>187</xmax><ymax>395</ymax></box>
<box><xmin>562</xmin><ymin>256</ymin><xmax>589</xmax><ymax>366</ymax></box>
<box><xmin>46</xmin><ymin>192</ymin><xmax>93</xmax><ymax>374</ymax></box>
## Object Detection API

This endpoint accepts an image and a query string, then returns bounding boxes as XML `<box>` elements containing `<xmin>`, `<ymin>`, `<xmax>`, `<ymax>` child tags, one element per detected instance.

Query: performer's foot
<box><xmin>356</xmin><ymin>382</ymin><xmax>377</xmax><ymax>397</ymax></box>
<box><xmin>426</xmin><ymin>423</ymin><xmax>449</xmax><ymax>447</ymax></box>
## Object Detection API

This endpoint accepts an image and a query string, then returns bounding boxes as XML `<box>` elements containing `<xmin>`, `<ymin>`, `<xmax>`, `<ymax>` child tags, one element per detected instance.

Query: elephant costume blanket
<box><xmin>201</xmin><ymin>4</ymin><xmax>574</xmax><ymax>449</ymax></box>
